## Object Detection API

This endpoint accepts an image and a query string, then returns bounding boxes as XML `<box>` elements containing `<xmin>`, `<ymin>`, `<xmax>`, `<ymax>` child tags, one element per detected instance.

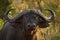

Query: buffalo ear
<box><xmin>38</xmin><ymin>22</ymin><xmax>49</xmax><ymax>28</ymax></box>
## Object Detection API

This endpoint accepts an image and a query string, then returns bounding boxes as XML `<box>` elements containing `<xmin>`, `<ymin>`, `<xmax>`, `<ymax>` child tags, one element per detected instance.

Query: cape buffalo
<box><xmin>0</xmin><ymin>9</ymin><xmax>55</xmax><ymax>40</ymax></box>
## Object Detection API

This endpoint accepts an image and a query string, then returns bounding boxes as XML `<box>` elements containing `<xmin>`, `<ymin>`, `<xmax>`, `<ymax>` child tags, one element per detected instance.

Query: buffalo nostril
<box><xmin>27</xmin><ymin>23</ymin><xmax>36</xmax><ymax>30</ymax></box>
<box><xmin>27</xmin><ymin>24</ymin><xmax>35</xmax><ymax>27</ymax></box>
<box><xmin>27</xmin><ymin>24</ymin><xmax>31</xmax><ymax>27</ymax></box>
<box><xmin>32</xmin><ymin>25</ymin><xmax>35</xmax><ymax>28</ymax></box>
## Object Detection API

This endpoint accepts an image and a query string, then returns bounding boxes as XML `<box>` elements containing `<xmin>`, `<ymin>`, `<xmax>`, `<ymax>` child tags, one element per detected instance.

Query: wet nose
<box><xmin>27</xmin><ymin>23</ymin><xmax>36</xmax><ymax>29</ymax></box>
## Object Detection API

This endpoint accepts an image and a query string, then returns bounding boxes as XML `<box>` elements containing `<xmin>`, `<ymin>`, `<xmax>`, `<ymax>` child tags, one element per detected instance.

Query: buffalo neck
<box><xmin>24</xmin><ymin>31</ymin><xmax>37</xmax><ymax>40</ymax></box>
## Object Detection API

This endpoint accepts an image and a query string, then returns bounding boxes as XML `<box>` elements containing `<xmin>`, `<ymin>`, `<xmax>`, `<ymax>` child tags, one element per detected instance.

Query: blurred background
<box><xmin>0</xmin><ymin>0</ymin><xmax>60</xmax><ymax>40</ymax></box>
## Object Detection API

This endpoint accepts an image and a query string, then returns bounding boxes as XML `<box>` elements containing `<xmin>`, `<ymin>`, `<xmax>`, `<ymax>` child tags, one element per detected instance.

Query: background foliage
<box><xmin>0</xmin><ymin>0</ymin><xmax>60</xmax><ymax>40</ymax></box>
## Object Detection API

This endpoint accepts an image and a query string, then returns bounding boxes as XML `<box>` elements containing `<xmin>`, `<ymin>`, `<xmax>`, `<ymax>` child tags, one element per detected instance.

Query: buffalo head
<box><xmin>4</xmin><ymin>9</ymin><xmax>55</xmax><ymax>35</ymax></box>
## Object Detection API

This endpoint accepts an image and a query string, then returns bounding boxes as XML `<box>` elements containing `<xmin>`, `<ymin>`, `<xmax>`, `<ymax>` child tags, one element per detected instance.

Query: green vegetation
<box><xmin>0</xmin><ymin>0</ymin><xmax>60</xmax><ymax>40</ymax></box>
<box><xmin>0</xmin><ymin>19</ymin><xmax>4</xmax><ymax>29</ymax></box>
<box><xmin>51</xmin><ymin>33</ymin><xmax>60</xmax><ymax>40</ymax></box>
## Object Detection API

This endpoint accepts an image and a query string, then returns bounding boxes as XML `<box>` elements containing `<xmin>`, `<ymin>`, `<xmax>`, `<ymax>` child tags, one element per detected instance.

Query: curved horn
<box><xmin>38</xmin><ymin>9</ymin><xmax>55</xmax><ymax>23</ymax></box>
<box><xmin>4</xmin><ymin>9</ymin><xmax>30</xmax><ymax>22</ymax></box>
<box><xmin>33</xmin><ymin>9</ymin><xmax>55</xmax><ymax>23</ymax></box>
<box><xmin>11</xmin><ymin>9</ymin><xmax>30</xmax><ymax>21</ymax></box>
<box><xmin>4</xmin><ymin>9</ymin><xmax>15</xmax><ymax>22</ymax></box>
<box><xmin>44</xmin><ymin>9</ymin><xmax>55</xmax><ymax>22</ymax></box>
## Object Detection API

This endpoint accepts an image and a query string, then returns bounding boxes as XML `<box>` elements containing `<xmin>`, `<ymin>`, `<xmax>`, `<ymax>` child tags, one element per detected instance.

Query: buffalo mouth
<box><xmin>25</xmin><ymin>30</ymin><xmax>36</xmax><ymax>36</ymax></box>
<box><xmin>25</xmin><ymin>28</ymin><xmax>37</xmax><ymax>35</ymax></box>
<box><xmin>28</xmin><ymin>28</ymin><xmax>36</xmax><ymax>31</ymax></box>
